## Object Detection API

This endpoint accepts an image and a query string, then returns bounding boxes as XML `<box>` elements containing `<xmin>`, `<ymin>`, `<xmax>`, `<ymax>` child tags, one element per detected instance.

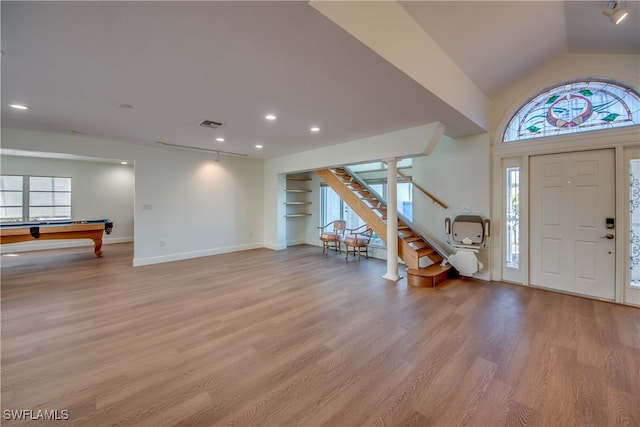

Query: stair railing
<box><xmin>396</xmin><ymin>170</ymin><xmax>448</xmax><ymax>209</ymax></box>
<box><xmin>343</xmin><ymin>167</ymin><xmax>451</xmax><ymax>260</ymax></box>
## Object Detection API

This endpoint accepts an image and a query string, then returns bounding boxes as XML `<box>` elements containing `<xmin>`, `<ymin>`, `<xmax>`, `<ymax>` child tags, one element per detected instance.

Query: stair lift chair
<box><xmin>443</xmin><ymin>215</ymin><xmax>490</xmax><ymax>277</ymax></box>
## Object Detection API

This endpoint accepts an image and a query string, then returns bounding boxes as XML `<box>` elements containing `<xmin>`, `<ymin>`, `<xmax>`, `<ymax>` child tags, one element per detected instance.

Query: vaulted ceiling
<box><xmin>2</xmin><ymin>1</ymin><xmax>638</xmax><ymax>159</ymax></box>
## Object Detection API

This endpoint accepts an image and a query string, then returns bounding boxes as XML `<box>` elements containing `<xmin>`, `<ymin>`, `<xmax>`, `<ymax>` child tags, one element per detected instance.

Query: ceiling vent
<box><xmin>200</xmin><ymin>120</ymin><xmax>224</xmax><ymax>129</ymax></box>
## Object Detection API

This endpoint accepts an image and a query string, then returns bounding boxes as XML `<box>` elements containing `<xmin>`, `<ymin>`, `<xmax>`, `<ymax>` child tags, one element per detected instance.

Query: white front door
<box><xmin>530</xmin><ymin>149</ymin><xmax>616</xmax><ymax>300</ymax></box>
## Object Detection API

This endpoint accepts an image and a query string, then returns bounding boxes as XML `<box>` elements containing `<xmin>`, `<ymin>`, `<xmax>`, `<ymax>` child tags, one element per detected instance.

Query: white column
<box><xmin>383</xmin><ymin>158</ymin><xmax>401</xmax><ymax>281</ymax></box>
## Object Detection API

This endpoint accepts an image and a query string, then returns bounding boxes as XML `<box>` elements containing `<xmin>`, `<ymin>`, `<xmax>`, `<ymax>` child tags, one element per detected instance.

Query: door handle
<box><xmin>600</xmin><ymin>234</ymin><xmax>614</xmax><ymax>239</ymax></box>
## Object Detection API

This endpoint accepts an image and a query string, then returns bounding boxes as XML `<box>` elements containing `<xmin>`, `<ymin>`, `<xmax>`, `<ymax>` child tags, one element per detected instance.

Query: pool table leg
<box><xmin>93</xmin><ymin>239</ymin><xmax>103</xmax><ymax>257</ymax></box>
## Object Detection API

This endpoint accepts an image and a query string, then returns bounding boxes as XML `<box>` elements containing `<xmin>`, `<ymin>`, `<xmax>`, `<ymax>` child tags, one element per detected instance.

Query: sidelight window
<box><xmin>505</xmin><ymin>167</ymin><xmax>520</xmax><ymax>269</ymax></box>
<box><xmin>630</xmin><ymin>159</ymin><xmax>640</xmax><ymax>288</ymax></box>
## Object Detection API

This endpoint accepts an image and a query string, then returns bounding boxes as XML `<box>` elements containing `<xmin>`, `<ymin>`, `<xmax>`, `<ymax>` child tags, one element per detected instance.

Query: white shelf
<box><xmin>285</xmin><ymin>174</ymin><xmax>312</xmax><ymax>220</ymax></box>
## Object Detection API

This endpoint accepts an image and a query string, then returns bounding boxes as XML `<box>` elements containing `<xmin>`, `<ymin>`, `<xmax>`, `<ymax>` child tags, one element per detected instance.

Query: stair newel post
<box><xmin>382</xmin><ymin>158</ymin><xmax>401</xmax><ymax>281</ymax></box>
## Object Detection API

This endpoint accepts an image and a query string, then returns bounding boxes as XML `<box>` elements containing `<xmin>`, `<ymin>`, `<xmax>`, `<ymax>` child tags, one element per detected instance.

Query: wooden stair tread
<box><xmin>416</xmin><ymin>247</ymin><xmax>436</xmax><ymax>257</ymax></box>
<box><xmin>403</xmin><ymin>236</ymin><xmax>422</xmax><ymax>243</ymax></box>
<box><xmin>406</xmin><ymin>263</ymin><xmax>452</xmax><ymax>277</ymax></box>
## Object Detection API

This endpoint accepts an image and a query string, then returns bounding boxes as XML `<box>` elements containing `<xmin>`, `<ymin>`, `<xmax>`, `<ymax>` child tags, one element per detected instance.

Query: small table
<box><xmin>0</xmin><ymin>219</ymin><xmax>114</xmax><ymax>257</ymax></box>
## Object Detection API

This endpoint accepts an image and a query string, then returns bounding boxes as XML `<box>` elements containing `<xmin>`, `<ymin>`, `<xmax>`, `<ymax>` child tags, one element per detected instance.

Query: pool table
<box><xmin>0</xmin><ymin>219</ymin><xmax>114</xmax><ymax>257</ymax></box>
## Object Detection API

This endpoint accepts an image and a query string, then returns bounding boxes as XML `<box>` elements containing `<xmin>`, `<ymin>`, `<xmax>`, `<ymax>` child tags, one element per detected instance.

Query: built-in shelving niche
<box><xmin>284</xmin><ymin>175</ymin><xmax>312</xmax><ymax>218</ymax></box>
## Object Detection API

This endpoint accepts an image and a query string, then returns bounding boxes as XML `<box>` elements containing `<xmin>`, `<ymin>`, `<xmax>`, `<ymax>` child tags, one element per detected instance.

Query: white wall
<box><xmin>0</xmin><ymin>155</ymin><xmax>134</xmax><ymax>251</ymax></box>
<box><xmin>1</xmin><ymin>128</ymin><xmax>265</xmax><ymax>266</ymax></box>
<box><xmin>412</xmin><ymin>133</ymin><xmax>491</xmax><ymax>280</ymax></box>
<box><xmin>285</xmin><ymin>214</ymin><xmax>307</xmax><ymax>247</ymax></box>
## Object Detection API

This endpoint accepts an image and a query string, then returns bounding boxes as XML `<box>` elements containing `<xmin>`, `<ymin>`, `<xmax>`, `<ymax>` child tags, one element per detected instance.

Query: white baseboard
<box><xmin>263</xmin><ymin>242</ymin><xmax>287</xmax><ymax>251</ymax></box>
<box><xmin>286</xmin><ymin>239</ymin><xmax>306</xmax><ymax>247</ymax></box>
<box><xmin>473</xmin><ymin>271</ymin><xmax>490</xmax><ymax>281</ymax></box>
<box><xmin>133</xmin><ymin>242</ymin><xmax>264</xmax><ymax>267</ymax></box>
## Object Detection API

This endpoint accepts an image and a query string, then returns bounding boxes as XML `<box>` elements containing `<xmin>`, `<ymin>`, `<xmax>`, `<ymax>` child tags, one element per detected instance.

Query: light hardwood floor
<box><xmin>1</xmin><ymin>243</ymin><xmax>639</xmax><ymax>427</ymax></box>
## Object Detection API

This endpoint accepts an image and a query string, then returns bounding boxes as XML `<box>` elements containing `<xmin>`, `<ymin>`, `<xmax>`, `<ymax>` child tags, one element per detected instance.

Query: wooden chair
<box><xmin>344</xmin><ymin>225</ymin><xmax>373</xmax><ymax>260</ymax></box>
<box><xmin>317</xmin><ymin>220</ymin><xmax>346</xmax><ymax>255</ymax></box>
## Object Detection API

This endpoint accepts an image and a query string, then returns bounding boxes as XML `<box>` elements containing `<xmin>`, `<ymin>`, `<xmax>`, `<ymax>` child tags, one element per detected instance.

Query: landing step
<box><xmin>406</xmin><ymin>264</ymin><xmax>453</xmax><ymax>287</ymax></box>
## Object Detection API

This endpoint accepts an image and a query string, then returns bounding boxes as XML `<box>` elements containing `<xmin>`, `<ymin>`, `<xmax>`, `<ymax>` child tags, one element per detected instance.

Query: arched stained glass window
<box><xmin>503</xmin><ymin>80</ymin><xmax>640</xmax><ymax>142</ymax></box>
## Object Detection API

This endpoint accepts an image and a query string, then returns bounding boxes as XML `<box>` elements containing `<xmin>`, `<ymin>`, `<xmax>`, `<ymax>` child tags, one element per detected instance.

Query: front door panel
<box><xmin>530</xmin><ymin>149</ymin><xmax>615</xmax><ymax>300</ymax></box>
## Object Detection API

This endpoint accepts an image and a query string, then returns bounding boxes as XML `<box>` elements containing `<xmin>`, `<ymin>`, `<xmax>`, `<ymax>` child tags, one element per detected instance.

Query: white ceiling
<box><xmin>2</xmin><ymin>1</ymin><xmax>639</xmax><ymax>160</ymax></box>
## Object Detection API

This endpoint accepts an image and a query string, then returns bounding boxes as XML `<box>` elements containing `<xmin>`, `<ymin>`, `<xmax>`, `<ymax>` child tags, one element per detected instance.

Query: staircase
<box><xmin>316</xmin><ymin>168</ymin><xmax>454</xmax><ymax>287</ymax></box>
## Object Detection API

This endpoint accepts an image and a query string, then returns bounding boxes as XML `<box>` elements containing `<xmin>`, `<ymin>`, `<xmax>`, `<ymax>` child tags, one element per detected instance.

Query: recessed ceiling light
<box><xmin>310</xmin><ymin>126</ymin><xmax>320</xmax><ymax>132</ymax></box>
<box><xmin>121</xmin><ymin>161</ymin><xmax>128</xmax><ymax>165</ymax></box>
<box><xmin>9</xmin><ymin>104</ymin><xmax>30</xmax><ymax>110</ymax></box>
<box><xmin>216</xmin><ymin>137</ymin><xmax>225</xmax><ymax>142</ymax></box>
<box><xmin>255</xmin><ymin>144</ymin><xmax>263</xmax><ymax>149</ymax></box>
<box><xmin>265</xmin><ymin>114</ymin><xmax>276</xmax><ymax>121</ymax></box>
